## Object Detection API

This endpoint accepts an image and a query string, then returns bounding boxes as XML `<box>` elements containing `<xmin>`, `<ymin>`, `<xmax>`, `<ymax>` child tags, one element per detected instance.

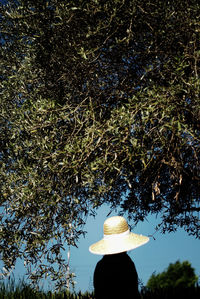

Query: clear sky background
<box><xmin>69</xmin><ymin>205</ymin><xmax>200</xmax><ymax>293</ymax></box>
<box><xmin>1</xmin><ymin>0</ymin><xmax>199</xmax><ymax>294</ymax></box>
<box><xmin>2</xmin><ymin>204</ymin><xmax>200</xmax><ymax>293</ymax></box>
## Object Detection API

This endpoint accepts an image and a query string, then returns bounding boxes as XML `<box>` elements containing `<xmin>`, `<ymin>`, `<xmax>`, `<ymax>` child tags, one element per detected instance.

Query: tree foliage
<box><xmin>0</xmin><ymin>0</ymin><xmax>200</xmax><ymax>288</ymax></box>
<box><xmin>146</xmin><ymin>260</ymin><xmax>198</xmax><ymax>290</ymax></box>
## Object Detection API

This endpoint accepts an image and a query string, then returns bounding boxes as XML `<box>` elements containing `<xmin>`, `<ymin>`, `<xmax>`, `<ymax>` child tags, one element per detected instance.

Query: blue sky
<box><xmin>69</xmin><ymin>205</ymin><xmax>200</xmax><ymax>293</ymax></box>
<box><xmin>2</xmin><ymin>204</ymin><xmax>200</xmax><ymax>293</ymax></box>
<box><xmin>1</xmin><ymin>0</ymin><xmax>199</xmax><ymax>293</ymax></box>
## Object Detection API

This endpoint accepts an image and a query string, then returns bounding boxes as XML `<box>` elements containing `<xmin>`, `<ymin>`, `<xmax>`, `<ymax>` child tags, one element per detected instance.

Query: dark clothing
<box><xmin>93</xmin><ymin>252</ymin><xmax>140</xmax><ymax>299</ymax></box>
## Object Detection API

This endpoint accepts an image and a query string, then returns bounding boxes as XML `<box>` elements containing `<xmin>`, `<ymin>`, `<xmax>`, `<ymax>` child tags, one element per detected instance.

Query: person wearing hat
<box><xmin>89</xmin><ymin>216</ymin><xmax>149</xmax><ymax>299</ymax></box>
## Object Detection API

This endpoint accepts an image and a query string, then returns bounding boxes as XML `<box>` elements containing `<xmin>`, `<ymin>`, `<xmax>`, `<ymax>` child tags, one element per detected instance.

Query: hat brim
<box><xmin>89</xmin><ymin>232</ymin><xmax>149</xmax><ymax>255</ymax></box>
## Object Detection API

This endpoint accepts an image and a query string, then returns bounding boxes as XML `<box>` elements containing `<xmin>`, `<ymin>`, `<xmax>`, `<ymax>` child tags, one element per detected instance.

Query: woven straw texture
<box><xmin>104</xmin><ymin>216</ymin><xmax>129</xmax><ymax>235</ymax></box>
<box><xmin>89</xmin><ymin>216</ymin><xmax>149</xmax><ymax>255</ymax></box>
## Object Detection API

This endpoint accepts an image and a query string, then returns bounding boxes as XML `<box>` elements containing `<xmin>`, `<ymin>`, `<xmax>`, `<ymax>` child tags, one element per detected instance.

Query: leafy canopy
<box><xmin>146</xmin><ymin>260</ymin><xmax>198</xmax><ymax>289</ymax></box>
<box><xmin>0</xmin><ymin>0</ymin><xmax>200</xmax><ymax>288</ymax></box>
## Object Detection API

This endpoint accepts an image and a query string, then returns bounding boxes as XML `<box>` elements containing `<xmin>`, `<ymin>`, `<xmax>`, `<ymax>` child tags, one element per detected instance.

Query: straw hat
<box><xmin>89</xmin><ymin>216</ymin><xmax>149</xmax><ymax>255</ymax></box>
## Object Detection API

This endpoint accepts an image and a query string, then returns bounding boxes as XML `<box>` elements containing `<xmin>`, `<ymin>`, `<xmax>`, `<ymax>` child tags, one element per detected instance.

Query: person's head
<box><xmin>89</xmin><ymin>215</ymin><xmax>149</xmax><ymax>255</ymax></box>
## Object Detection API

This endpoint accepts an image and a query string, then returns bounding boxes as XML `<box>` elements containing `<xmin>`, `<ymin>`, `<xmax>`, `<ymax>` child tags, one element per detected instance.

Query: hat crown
<box><xmin>103</xmin><ymin>216</ymin><xmax>129</xmax><ymax>235</ymax></box>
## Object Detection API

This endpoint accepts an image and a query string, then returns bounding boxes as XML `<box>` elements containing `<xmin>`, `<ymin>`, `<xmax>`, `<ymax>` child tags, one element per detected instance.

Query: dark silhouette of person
<box><xmin>93</xmin><ymin>252</ymin><xmax>140</xmax><ymax>299</ymax></box>
<box><xmin>89</xmin><ymin>216</ymin><xmax>149</xmax><ymax>299</ymax></box>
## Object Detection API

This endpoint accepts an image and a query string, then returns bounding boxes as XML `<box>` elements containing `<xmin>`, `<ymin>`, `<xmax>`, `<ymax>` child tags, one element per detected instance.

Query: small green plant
<box><xmin>0</xmin><ymin>275</ymin><xmax>95</xmax><ymax>298</ymax></box>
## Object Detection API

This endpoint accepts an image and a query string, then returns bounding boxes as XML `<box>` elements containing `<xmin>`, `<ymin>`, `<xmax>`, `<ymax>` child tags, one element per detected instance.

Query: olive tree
<box><xmin>0</xmin><ymin>0</ymin><xmax>199</xmax><ymax>288</ymax></box>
